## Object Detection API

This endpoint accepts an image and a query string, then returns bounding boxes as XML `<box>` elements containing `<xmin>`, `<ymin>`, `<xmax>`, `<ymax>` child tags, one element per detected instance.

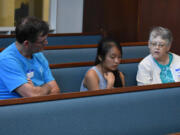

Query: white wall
<box><xmin>56</xmin><ymin>0</ymin><xmax>84</xmax><ymax>33</ymax></box>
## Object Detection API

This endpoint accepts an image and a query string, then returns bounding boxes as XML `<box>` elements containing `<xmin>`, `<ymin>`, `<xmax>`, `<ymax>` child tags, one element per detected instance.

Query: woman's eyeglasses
<box><xmin>149</xmin><ymin>41</ymin><xmax>167</xmax><ymax>48</ymax></box>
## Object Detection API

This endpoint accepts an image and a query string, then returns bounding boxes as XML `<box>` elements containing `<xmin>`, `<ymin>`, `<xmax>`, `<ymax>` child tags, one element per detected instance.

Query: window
<box><xmin>0</xmin><ymin>0</ymin><xmax>51</xmax><ymax>34</ymax></box>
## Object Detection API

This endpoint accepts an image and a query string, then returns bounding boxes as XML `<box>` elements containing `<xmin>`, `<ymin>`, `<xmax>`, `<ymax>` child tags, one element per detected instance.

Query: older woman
<box><xmin>136</xmin><ymin>26</ymin><xmax>180</xmax><ymax>85</ymax></box>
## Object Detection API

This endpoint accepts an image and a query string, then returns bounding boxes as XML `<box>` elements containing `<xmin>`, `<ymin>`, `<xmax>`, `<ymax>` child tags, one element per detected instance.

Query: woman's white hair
<box><xmin>149</xmin><ymin>26</ymin><xmax>173</xmax><ymax>45</ymax></box>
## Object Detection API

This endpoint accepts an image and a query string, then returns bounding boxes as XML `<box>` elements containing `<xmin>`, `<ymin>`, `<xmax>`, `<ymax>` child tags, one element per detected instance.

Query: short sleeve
<box><xmin>0</xmin><ymin>58</ymin><xmax>27</xmax><ymax>92</ymax></box>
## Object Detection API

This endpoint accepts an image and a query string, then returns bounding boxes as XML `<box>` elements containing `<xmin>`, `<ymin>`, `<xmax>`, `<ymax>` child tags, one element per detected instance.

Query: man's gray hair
<box><xmin>149</xmin><ymin>26</ymin><xmax>173</xmax><ymax>45</ymax></box>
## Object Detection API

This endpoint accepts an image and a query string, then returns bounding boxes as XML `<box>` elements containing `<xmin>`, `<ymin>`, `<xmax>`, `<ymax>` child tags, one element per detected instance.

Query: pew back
<box><xmin>47</xmin><ymin>34</ymin><xmax>102</xmax><ymax>45</ymax></box>
<box><xmin>122</xmin><ymin>45</ymin><xmax>149</xmax><ymax>59</ymax></box>
<box><xmin>44</xmin><ymin>48</ymin><xmax>97</xmax><ymax>64</ymax></box>
<box><xmin>52</xmin><ymin>65</ymin><xmax>90</xmax><ymax>93</ymax></box>
<box><xmin>0</xmin><ymin>84</ymin><xmax>180</xmax><ymax>135</ymax></box>
<box><xmin>51</xmin><ymin>59</ymin><xmax>140</xmax><ymax>93</ymax></box>
<box><xmin>0</xmin><ymin>40</ymin><xmax>148</xmax><ymax>63</ymax></box>
<box><xmin>43</xmin><ymin>42</ymin><xmax>148</xmax><ymax>64</ymax></box>
<box><xmin>0</xmin><ymin>33</ymin><xmax>102</xmax><ymax>48</ymax></box>
<box><xmin>0</xmin><ymin>35</ymin><xmax>15</xmax><ymax>48</ymax></box>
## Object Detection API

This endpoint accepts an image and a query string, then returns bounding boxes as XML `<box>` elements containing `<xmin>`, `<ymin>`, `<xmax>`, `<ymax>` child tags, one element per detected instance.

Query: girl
<box><xmin>80</xmin><ymin>38</ymin><xmax>125</xmax><ymax>91</ymax></box>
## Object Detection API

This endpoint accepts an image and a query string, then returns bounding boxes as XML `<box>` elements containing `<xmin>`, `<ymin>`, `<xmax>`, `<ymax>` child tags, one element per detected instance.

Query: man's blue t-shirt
<box><xmin>0</xmin><ymin>42</ymin><xmax>54</xmax><ymax>99</ymax></box>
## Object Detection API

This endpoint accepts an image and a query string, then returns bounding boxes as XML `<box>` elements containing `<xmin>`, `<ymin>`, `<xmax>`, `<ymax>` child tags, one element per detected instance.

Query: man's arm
<box><xmin>46</xmin><ymin>80</ymin><xmax>60</xmax><ymax>94</ymax></box>
<box><xmin>15</xmin><ymin>80</ymin><xmax>51</xmax><ymax>97</ymax></box>
<box><xmin>16</xmin><ymin>79</ymin><xmax>60</xmax><ymax>97</ymax></box>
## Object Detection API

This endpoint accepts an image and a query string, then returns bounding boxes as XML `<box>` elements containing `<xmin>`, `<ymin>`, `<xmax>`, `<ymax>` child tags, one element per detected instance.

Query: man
<box><xmin>0</xmin><ymin>16</ymin><xmax>60</xmax><ymax>99</ymax></box>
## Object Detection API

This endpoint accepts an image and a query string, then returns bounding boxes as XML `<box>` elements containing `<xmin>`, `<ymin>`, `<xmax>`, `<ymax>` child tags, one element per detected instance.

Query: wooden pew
<box><xmin>0</xmin><ymin>83</ymin><xmax>180</xmax><ymax>135</ymax></box>
<box><xmin>43</xmin><ymin>41</ymin><xmax>148</xmax><ymax>64</ymax></box>
<box><xmin>0</xmin><ymin>41</ymin><xmax>148</xmax><ymax>64</ymax></box>
<box><xmin>43</xmin><ymin>45</ymin><xmax>97</xmax><ymax>64</ymax></box>
<box><xmin>121</xmin><ymin>41</ymin><xmax>149</xmax><ymax>59</ymax></box>
<box><xmin>0</xmin><ymin>32</ymin><xmax>102</xmax><ymax>48</ymax></box>
<box><xmin>43</xmin><ymin>41</ymin><xmax>148</xmax><ymax>50</ymax></box>
<box><xmin>169</xmin><ymin>133</ymin><xmax>180</xmax><ymax>135</ymax></box>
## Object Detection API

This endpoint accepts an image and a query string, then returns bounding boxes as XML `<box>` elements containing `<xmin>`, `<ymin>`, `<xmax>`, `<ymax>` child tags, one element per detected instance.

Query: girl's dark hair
<box><xmin>95</xmin><ymin>37</ymin><xmax>122</xmax><ymax>65</ymax></box>
<box><xmin>95</xmin><ymin>37</ymin><xmax>123</xmax><ymax>87</ymax></box>
<box><xmin>112</xmin><ymin>70</ymin><xmax>123</xmax><ymax>87</ymax></box>
<box><xmin>15</xmin><ymin>16</ymin><xmax>49</xmax><ymax>44</ymax></box>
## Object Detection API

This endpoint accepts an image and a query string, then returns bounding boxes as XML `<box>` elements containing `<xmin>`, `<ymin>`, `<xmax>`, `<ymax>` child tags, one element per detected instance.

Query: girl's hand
<box><xmin>104</xmin><ymin>72</ymin><xmax>115</xmax><ymax>88</ymax></box>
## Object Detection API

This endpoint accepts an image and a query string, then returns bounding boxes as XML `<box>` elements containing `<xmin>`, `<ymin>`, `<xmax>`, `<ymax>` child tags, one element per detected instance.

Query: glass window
<box><xmin>0</xmin><ymin>0</ymin><xmax>50</xmax><ymax>34</ymax></box>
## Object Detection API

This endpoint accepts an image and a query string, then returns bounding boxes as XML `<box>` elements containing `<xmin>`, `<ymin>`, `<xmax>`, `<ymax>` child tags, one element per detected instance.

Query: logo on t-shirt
<box><xmin>26</xmin><ymin>69</ymin><xmax>34</xmax><ymax>79</ymax></box>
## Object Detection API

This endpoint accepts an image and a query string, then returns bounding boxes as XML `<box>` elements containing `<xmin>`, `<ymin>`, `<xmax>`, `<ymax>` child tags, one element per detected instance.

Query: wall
<box><xmin>83</xmin><ymin>0</ymin><xmax>139</xmax><ymax>42</ymax></box>
<box><xmin>42</xmin><ymin>0</ymin><xmax>49</xmax><ymax>22</ymax></box>
<box><xmin>138</xmin><ymin>0</ymin><xmax>180</xmax><ymax>54</ymax></box>
<box><xmin>56</xmin><ymin>0</ymin><xmax>84</xmax><ymax>33</ymax></box>
<box><xmin>0</xmin><ymin>0</ymin><xmax>14</xmax><ymax>26</ymax></box>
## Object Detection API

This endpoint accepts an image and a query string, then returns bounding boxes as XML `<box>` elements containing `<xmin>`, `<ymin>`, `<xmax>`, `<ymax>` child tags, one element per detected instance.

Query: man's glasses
<box><xmin>35</xmin><ymin>38</ymin><xmax>48</xmax><ymax>45</ymax></box>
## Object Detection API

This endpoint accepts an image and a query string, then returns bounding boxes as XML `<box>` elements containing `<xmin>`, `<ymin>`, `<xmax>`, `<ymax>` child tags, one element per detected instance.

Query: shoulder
<box><xmin>137</xmin><ymin>54</ymin><xmax>156</xmax><ymax>72</ymax></box>
<box><xmin>0</xmin><ymin>53</ymin><xmax>19</xmax><ymax>66</ymax></box>
<box><xmin>139</xmin><ymin>54</ymin><xmax>152</xmax><ymax>63</ymax></box>
<box><xmin>139</xmin><ymin>55</ymin><xmax>154</xmax><ymax>66</ymax></box>
<box><xmin>84</xmin><ymin>66</ymin><xmax>99</xmax><ymax>82</ymax></box>
<box><xmin>85</xmin><ymin>67</ymin><xmax>99</xmax><ymax>79</ymax></box>
<box><xmin>170</xmin><ymin>53</ymin><xmax>180</xmax><ymax>67</ymax></box>
<box><xmin>0</xmin><ymin>43</ymin><xmax>17</xmax><ymax>61</ymax></box>
<box><xmin>171</xmin><ymin>53</ymin><xmax>180</xmax><ymax>60</ymax></box>
<box><xmin>83</xmin><ymin>66</ymin><xmax>99</xmax><ymax>86</ymax></box>
<box><xmin>0</xmin><ymin>57</ymin><xmax>23</xmax><ymax>73</ymax></box>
